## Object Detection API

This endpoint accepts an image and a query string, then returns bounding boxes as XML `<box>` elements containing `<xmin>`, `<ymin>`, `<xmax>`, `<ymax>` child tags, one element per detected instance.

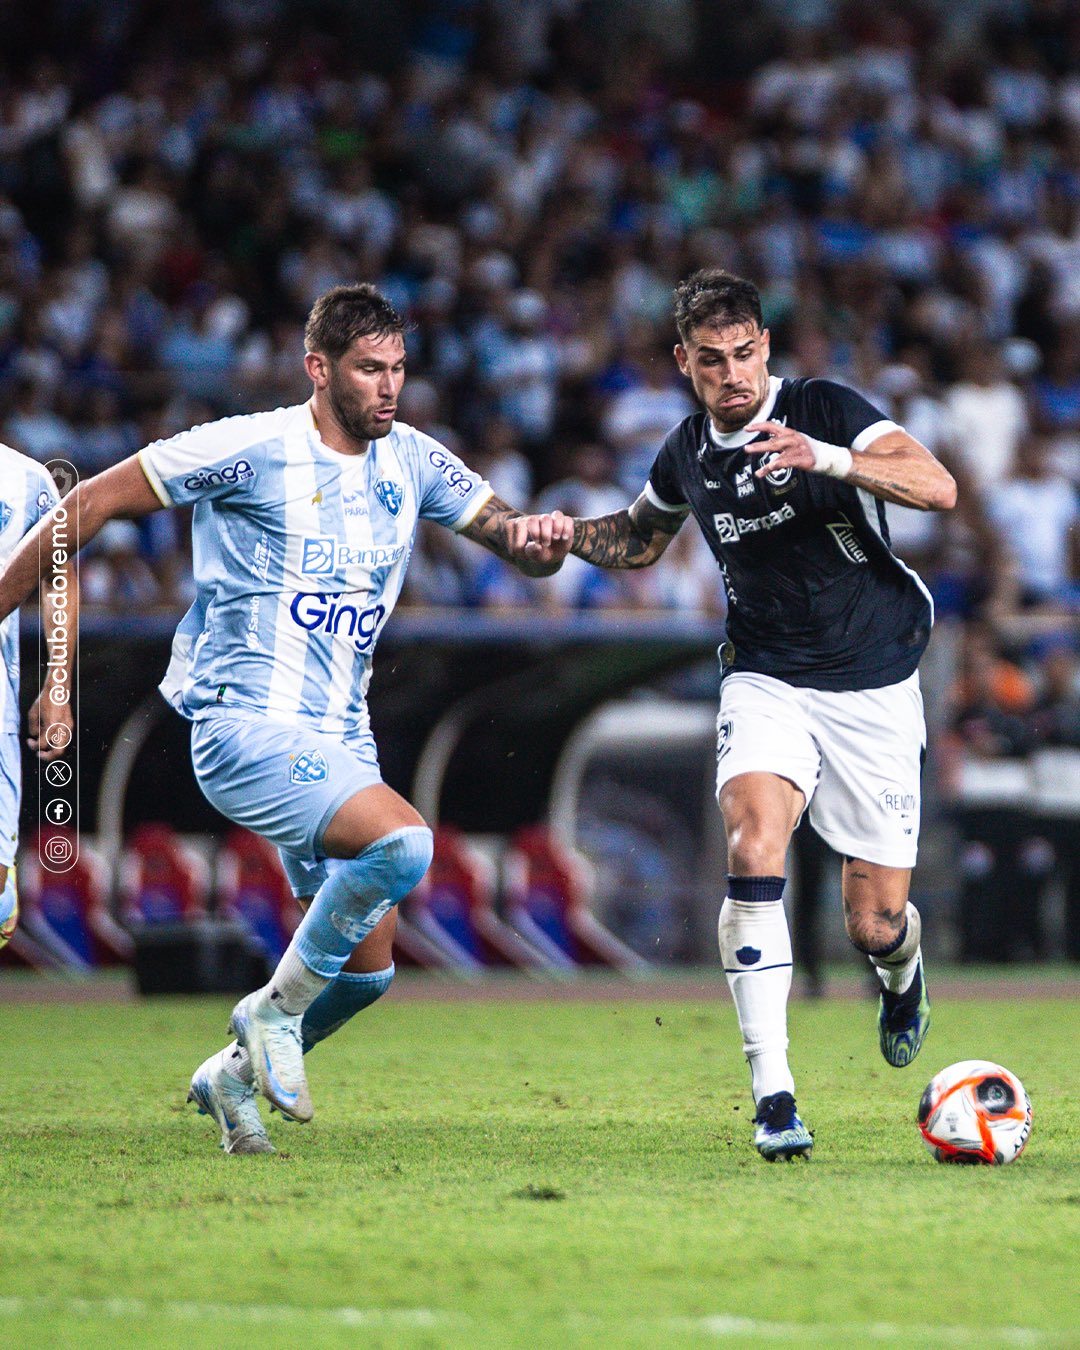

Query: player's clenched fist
<box><xmin>506</xmin><ymin>510</ymin><xmax>574</xmax><ymax>566</ymax></box>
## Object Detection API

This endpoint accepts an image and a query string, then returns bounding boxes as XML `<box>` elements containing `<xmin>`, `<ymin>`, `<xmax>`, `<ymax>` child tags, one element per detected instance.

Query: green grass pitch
<box><xmin>1</xmin><ymin>983</ymin><xmax>1078</xmax><ymax>1349</ymax></box>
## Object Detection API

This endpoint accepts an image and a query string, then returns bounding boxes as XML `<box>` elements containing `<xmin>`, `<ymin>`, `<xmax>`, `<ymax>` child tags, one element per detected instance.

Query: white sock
<box><xmin>870</xmin><ymin>902</ymin><xmax>922</xmax><ymax>994</ymax></box>
<box><xmin>263</xmin><ymin>939</ymin><xmax>333</xmax><ymax>1016</ymax></box>
<box><xmin>718</xmin><ymin>895</ymin><xmax>795</xmax><ymax>1103</ymax></box>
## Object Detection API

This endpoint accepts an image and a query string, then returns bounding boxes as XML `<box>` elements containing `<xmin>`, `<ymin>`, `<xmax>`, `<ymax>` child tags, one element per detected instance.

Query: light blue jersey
<box><xmin>0</xmin><ymin>444</ymin><xmax>61</xmax><ymax>865</ymax></box>
<box><xmin>140</xmin><ymin>403</ymin><xmax>493</xmax><ymax>739</ymax></box>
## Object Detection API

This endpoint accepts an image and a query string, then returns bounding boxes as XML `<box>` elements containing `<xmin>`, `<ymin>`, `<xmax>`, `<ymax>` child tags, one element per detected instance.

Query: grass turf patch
<box><xmin>0</xmin><ymin>991</ymin><xmax>1077</xmax><ymax>1348</ymax></box>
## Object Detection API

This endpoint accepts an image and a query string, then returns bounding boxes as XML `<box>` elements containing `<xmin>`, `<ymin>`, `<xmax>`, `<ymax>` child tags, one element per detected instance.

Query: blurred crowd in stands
<box><xmin>0</xmin><ymin>0</ymin><xmax>1077</xmax><ymax>620</ymax></box>
<box><xmin>2</xmin><ymin>0</ymin><xmax>1080</xmax><ymax>953</ymax></box>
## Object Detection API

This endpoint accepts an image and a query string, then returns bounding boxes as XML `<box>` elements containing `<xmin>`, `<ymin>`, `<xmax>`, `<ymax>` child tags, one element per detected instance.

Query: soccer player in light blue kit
<box><xmin>0</xmin><ymin>284</ymin><xmax>573</xmax><ymax>1153</ymax></box>
<box><xmin>0</xmin><ymin>444</ymin><xmax>74</xmax><ymax>951</ymax></box>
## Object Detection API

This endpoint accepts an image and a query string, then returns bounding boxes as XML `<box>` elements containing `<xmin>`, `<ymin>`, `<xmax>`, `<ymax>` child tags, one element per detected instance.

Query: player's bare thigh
<box><xmin>322</xmin><ymin>782</ymin><xmax>427</xmax><ymax>858</ymax></box>
<box><xmin>842</xmin><ymin>858</ymin><xmax>911</xmax><ymax>949</ymax></box>
<box><xmin>719</xmin><ymin>771</ymin><xmax>806</xmax><ymax>876</ymax></box>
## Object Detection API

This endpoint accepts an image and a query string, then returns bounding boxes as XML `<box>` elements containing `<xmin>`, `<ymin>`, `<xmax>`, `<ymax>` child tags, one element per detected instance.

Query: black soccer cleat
<box><xmin>753</xmin><ymin>1091</ymin><xmax>813</xmax><ymax>1160</ymax></box>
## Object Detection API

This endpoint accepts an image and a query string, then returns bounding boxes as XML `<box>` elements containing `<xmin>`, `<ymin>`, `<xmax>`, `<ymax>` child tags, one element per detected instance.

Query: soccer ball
<box><xmin>917</xmin><ymin>1060</ymin><xmax>1032</xmax><ymax>1165</ymax></box>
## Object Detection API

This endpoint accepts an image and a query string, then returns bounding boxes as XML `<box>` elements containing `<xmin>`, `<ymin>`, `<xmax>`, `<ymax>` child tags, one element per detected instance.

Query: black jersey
<box><xmin>647</xmin><ymin>377</ymin><xmax>933</xmax><ymax>691</ymax></box>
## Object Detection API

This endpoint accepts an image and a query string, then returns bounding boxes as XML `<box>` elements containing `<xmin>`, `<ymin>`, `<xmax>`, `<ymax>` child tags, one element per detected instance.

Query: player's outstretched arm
<box><xmin>570</xmin><ymin>492</ymin><xmax>685</xmax><ymax>569</ymax></box>
<box><xmin>744</xmin><ymin>423</ymin><xmax>957</xmax><ymax>511</ymax></box>
<box><xmin>459</xmin><ymin>495</ymin><xmax>574</xmax><ymax>577</ymax></box>
<box><xmin>0</xmin><ymin>455</ymin><xmax>163</xmax><ymax>624</ymax></box>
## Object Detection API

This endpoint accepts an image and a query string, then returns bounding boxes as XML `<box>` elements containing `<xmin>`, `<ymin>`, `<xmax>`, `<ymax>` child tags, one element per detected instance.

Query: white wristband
<box><xmin>806</xmin><ymin>437</ymin><xmax>853</xmax><ymax>479</ymax></box>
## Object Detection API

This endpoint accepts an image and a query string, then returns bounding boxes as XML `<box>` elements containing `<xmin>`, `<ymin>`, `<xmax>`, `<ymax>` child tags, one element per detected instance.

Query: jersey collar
<box><xmin>702</xmin><ymin>376</ymin><xmax>783</xmax><ymax>452</ymax></box>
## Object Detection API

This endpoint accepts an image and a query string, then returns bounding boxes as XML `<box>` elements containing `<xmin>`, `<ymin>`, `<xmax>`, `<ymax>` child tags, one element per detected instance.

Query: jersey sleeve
<box><xmin>645</xmin><ymin>426</ymin><xmax>692</xmax><ymax>512</ymax></box>
<box><xmin>137</xmin><ymin>416</ymin><xmax>269</xmax><ymax>507</ymax></box>
<box><xmin>413</xmin><ymin>431</ymin><xmax>494</xmax><ymax>531</ymax></box>
<box><xmin>25</xmin><ymin>461</ymin><xmax>60</xmax><ymax>532</ymax></box>
<box><xmin>802</xmin><ymin>379</ymin><xmax>901</xmax><ymax>451</ymax></box>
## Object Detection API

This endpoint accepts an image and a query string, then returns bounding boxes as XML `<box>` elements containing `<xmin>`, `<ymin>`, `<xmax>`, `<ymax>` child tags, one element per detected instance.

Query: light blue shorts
<box><xmin>0</xmin><ymin>732</ymin><xmax>21</xmax><ymax>869</ymax></box>
<box><xmin>190</xmin><ymin>713</ymin><xmax>383</xmax><ymax>891</ymax></box>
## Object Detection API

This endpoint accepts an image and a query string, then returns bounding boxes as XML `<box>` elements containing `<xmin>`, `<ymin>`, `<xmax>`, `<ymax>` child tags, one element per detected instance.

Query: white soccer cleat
<box><xmin>187</xmin><ymin>1054</ymin><xmax>274</xmax><ymax>1155</ymax></box>
<box><xmin>228</xmin><ymin>991</ymin><xmax>313</xmax><ymax>1123</ymax></box>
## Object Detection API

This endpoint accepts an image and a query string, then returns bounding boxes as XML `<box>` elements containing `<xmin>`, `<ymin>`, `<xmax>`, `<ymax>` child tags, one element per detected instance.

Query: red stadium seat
<box><xmin>120</xmin><ymin>823</ymin><xmax>210</xmax><ymax>926</ymax></box>
<box><xmin>14</xmin><ymin>828</ymin><xmax>133</xmax><ymax>968</ymax></box>
<box><xmin>503</xmin><ymin>825</ymin><xmax>649</xmax><ymax>972</ymax></box>
<box><xmin>215</xmin><ymin>827</ymin><xmax>298</xmax><ymax>960</ymax></box>
<box><xmin>401</xmin><ymin>825</ymin><xmax>552</xmax><ymax>970</ymax></box>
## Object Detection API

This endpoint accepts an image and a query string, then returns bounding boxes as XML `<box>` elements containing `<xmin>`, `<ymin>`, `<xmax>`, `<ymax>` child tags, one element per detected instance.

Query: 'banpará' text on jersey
<box><xmin>646</xmin><ymin>377</ymin><xmax>933</xmax><ymax>691</ymax></box>
<box><xmin>140</xmin><ymin>404</ymin><xmax>492</xmax><ymax>737</ymax></box>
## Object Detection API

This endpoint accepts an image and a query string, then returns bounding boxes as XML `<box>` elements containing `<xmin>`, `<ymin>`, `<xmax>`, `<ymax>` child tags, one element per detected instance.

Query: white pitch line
<box><xmin>671</xmin><ymin>1314</ymin><xmax>1054</xmax><ymax>1346</ymax></box>
<box><xmin>0</xmin><ymin>1296</ymin><xmax>454</xmax><ymax>1329</ymax></box>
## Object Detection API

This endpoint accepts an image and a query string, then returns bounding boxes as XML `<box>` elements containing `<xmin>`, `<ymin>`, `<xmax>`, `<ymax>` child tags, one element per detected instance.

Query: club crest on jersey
<box><xmin>289</xmin><ymin>750</ymin><xmax>329</xmax><ymax>785</ymax></box>
<box><xmin>0</xmin><ymin>502</ymin><xmax>12</xmax><ymax>533</ymax></box>
<box><xmin>757</xmin><ymin>451</ymin><xmax>795</xmax><ymax>491</ymax></box>
<box><xmin>374</xmin><ymin>479</ymin><xmax>404</xmax><ymax>517</ymax></box>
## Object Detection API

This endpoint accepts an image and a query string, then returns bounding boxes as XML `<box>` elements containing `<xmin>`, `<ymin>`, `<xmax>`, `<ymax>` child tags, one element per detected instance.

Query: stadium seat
<box><xmin>120</xmin><ymin>822</ymin><xmax>211</xmax><ymax>926</ymax></box>
<box><xmin>215</xmin><ymin>827</ymin><xmax>298</xmax><ymax>960</ymax></box>
<box><xmin>503</xmin><ymin>825</ymin><xmax>650</xmax><ymax>972</ymax></box>
<box><xmin>401</xmin><ymin>825</ymin><xmax>553</xmax><ymax>970</ymax></box>
<box><xmin>16</xmin><ymin>828</ymin><xmax>133</xmax><ymax>968</ymax></box>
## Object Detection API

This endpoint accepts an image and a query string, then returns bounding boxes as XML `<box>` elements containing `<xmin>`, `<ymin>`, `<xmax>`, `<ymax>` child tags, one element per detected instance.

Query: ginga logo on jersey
<box><xmin>183</xmin><ymin>458</ymin><xmax>256</xmax><ymax>491</ymax></box>
<box><xmin>289</xmin><ymin>592</ymin><xmax>386</xmax><ymax>653</ymax></box>
<box><xmin>300</xmin><ymin>537</ymin><xmax>407</xmax><ymax>575</ymax></box>
<box><xmin>427</xmin><ymin>448</ymin><xmax>476</xmax><ymax>498</ymax></box>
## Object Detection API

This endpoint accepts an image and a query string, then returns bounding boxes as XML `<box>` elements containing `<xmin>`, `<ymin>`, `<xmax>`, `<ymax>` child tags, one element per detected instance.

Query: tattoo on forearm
<box><xmin>845</xmin><ymin>462</ymin><xmax>933</xmax><ymax>509</ymax></box>
<box><xmin>462</xmin><ymin>496</ymin><xmax>560</xmax><ymax>577</ymax></box>
<box><xmin>571</xmin><ymin>499</ymin><xmax>681</xmax><ymax>568</ymax></box>
<box><xmin>466</xmin><ymin>496</ymin><xmax>519</xmax><ymax>561</ymax></box>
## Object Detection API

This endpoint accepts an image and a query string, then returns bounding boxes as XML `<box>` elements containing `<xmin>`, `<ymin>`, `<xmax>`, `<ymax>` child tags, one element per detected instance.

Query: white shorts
<box><xmin>715</xmin><ymin>671</ymin><xmax>926</xmax><ymax>869</ymax></box>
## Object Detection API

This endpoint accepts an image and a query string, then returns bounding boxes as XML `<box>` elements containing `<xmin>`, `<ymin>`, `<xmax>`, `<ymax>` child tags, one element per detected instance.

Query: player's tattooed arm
<box><xmin>460</xmin><ymin>495</ymin><xmax>574</xmax><ymax>576</ymax></box>
<box><xmin>841</xmin><ymin>432</ymin><xmax>957</xmax><ymax>511</ymax></box>
<box><xmin>570</xmin><ymin>493</ymin><xmax>685</xmax><ymax>569</ymax></box>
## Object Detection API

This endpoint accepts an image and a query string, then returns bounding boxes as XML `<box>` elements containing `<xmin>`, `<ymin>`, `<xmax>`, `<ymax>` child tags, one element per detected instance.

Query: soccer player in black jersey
<box><xmin>519</xmin><ymin>269</ymin><xmax>957</xmax><ymax>1159</ymax></box>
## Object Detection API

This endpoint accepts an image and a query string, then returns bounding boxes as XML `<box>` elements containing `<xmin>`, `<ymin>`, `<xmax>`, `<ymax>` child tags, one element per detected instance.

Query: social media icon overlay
<box><xmin>38</xmin><ymin>460</ymin><xmax>79</xmax><ymax>874</ymax></box>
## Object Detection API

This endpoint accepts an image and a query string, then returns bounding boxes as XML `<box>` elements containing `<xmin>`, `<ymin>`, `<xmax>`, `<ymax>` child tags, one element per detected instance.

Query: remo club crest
<box><xmin>374</xmin><ymin>479</ymin><xmax>404</xmax><ymax>517</ymax></box>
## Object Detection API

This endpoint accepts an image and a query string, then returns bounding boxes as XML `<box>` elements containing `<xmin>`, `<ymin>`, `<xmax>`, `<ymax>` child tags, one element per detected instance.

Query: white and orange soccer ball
<box><xmin>918</xmin><ymin>1060</ymin><xmax>1032</xmax><ymax>1165</ymax></box>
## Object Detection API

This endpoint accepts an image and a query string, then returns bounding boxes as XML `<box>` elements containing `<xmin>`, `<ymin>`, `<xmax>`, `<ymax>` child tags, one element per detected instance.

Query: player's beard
<box><xmin>709</xmin><ymin>379</ymin><xmax>767</xmax><ymax>433</ymax></box>
<box><xmin>327</xmin><ymin>367</ymin><xmax>395</xmax><ymax>444</ymax></box>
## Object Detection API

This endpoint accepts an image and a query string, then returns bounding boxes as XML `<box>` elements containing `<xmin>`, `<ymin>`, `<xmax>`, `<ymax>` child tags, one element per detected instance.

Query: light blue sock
<box><xmin>289</xmin><ymin>825</ymin><xmax>433</xmax><ymax>981</ymax></box>
<box><xmin>301</xmin><ymin>964</ymin><xmax>395</xmax><ymax>1053</ymax></box>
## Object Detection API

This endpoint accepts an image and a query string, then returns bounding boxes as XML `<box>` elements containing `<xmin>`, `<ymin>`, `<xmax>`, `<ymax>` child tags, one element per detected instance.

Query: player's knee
<box><xmin>726</xmin><ymin>826</ymin><xmax>785</xmax><ymax>877</ymax></box>
<box><xmin>358</xmin><ymin>824</ymin><xmax>433</xmax><ymax>904</ymax></box>
<box><xmin>843</xmin><ymin>905</ymin><xmax>902</xmax><ymax>954</ymax></box>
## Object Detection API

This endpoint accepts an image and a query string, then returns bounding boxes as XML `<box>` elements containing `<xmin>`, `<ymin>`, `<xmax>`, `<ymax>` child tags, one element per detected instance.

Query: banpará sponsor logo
<box><xmin>183</xmin><ymin>457</ymin><xmax>256</xmax><ymax>491</ymax></box>
<box><xmin>713</xmin><ymin>501</ymin><xmax>795</xmax><ymax>543</ymax></box>
<box><xmin>427</xmin><ymin>447</ymin><xmax>475</xmax><ymax>498</ymax></box>
<box><xmin>299</xmin><ymin>537</ymin><xmax>407</xmax><ymax>575</ymax></box>
<box><xmin>289</xmin><ymin>591</ymin><xmax>386</xmax><ymax>653</ymax></box>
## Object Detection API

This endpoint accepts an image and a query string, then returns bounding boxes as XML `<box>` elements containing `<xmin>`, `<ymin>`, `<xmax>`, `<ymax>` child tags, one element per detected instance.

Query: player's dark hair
<box><xmin>304</xmin><ymin>284</ymin><xmax>406</xmax><ymax>360</ymax></box>
<box><xmin>673</xmin><ymin>269</ymin><xmax>763</xmax><ymax>344</ymax></box>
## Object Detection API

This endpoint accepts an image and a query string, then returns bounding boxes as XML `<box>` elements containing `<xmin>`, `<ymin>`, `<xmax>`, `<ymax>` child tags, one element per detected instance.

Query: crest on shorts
<box><xmin>716</xmin><ymin>717</ymin><xmax>734</xmax><ymax>761</ymax></box>
<box><xmin>290</xmin><ymin>750</ymin><xmax>329</xmax><ymax>784</ymax></box>
<box><xmin>374</xmin><ymin>479</ymin><xmax>404</xmax><ymax>517</ymax></box>
<box><xmin>0</xmin><ymin>502</ymin><xmax>12</xmax><ymax>534</ymax></box>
